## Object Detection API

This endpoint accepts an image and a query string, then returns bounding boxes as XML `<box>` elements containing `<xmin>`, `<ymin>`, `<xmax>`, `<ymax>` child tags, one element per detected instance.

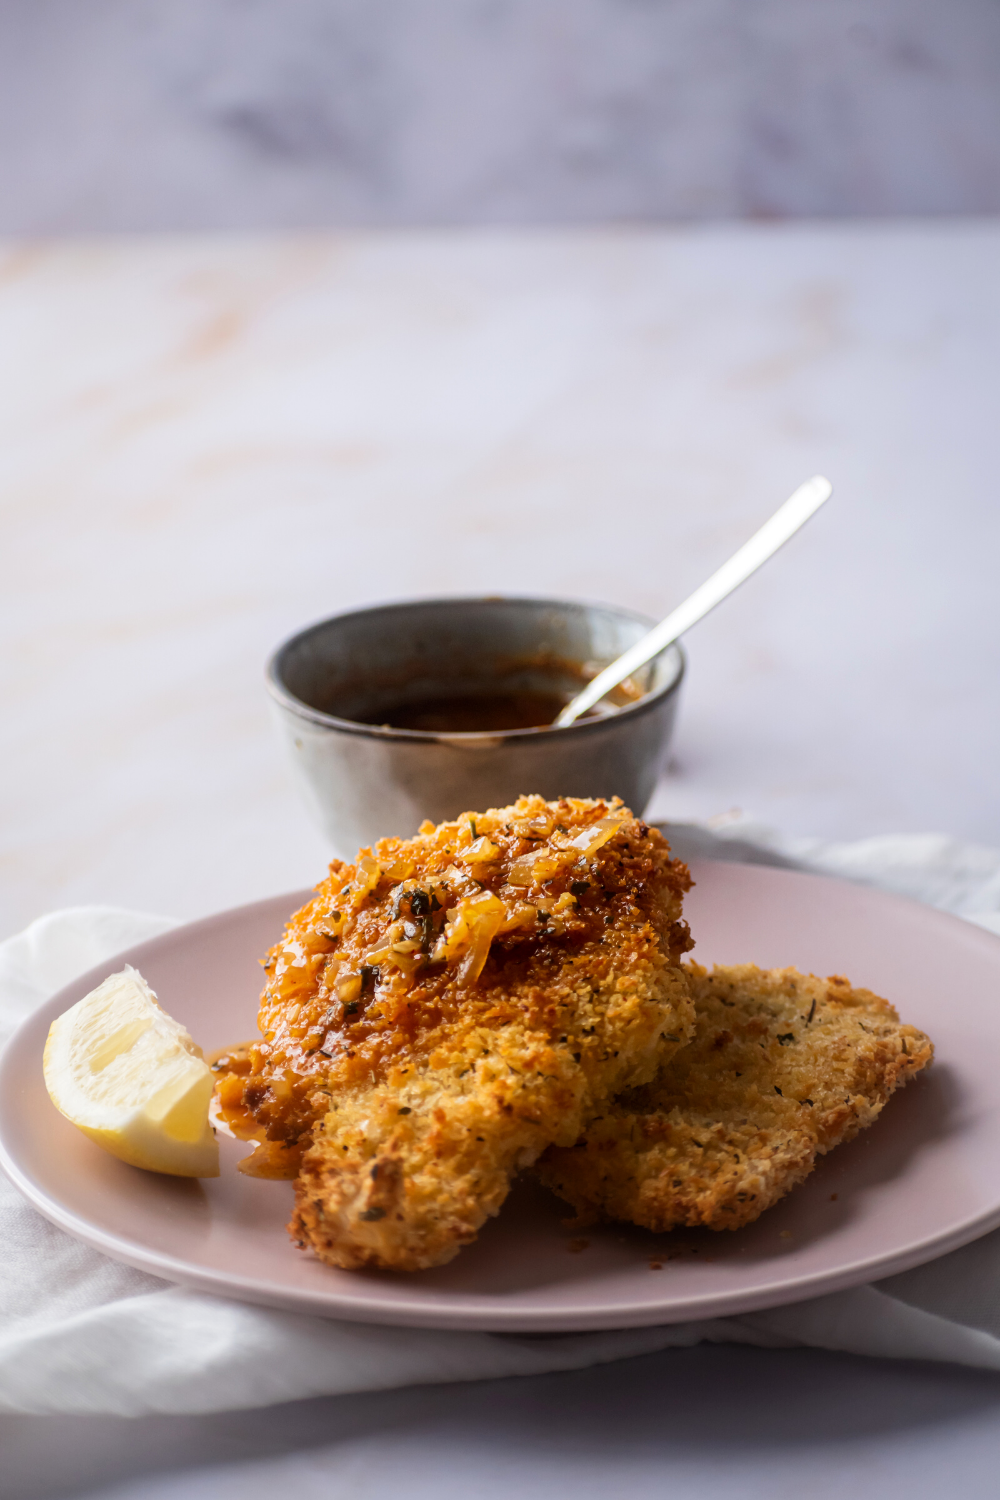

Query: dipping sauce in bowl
<box><xmin>267</xmin><ymin>596</ymin><xmax>683</xmax><ymax>854</ymax></box>
<box><xmin>362</xmin><ymin>690</ymin><xmax>568</xmax><ymax>734</ymax></box>
<box><xmin>356</xmin><ymin>675</ymin><xmax>643</xmax><ymax>734</ymax></box>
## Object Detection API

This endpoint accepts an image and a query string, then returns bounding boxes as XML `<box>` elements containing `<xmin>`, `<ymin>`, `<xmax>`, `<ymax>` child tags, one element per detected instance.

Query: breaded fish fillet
<box><xmin>215</xmin><ymin>796</ymin><xmax>694</xmax><ymax>1270</ymax></box>
<box><xmin>536</xmin><ymin>962</ymin><xmax>933</xmax><ymax>1232</ymax></box>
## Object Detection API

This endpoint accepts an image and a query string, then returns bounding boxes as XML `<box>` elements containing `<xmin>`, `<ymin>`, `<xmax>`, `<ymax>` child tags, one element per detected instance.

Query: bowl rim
<box><xmin>265</xmin><ymin>593</ymin><xmax>685</xmax><ymax>744</ymax></box>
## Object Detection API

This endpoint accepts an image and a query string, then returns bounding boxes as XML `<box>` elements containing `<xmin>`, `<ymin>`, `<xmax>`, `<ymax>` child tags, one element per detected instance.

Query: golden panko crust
<box><xmin>536</xmin><ymin>962</ymin><xmax>933</xmax><ymax>1233</ymax></box>
<box><xmin>218</xmin><ymin>796</ymin><xmax>694</xmax><ymax>1271</ymax></box>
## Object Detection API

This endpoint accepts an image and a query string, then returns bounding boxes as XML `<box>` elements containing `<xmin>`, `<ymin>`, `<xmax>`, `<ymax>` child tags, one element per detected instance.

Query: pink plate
<box><xmin>1</xmin><ymin>860</ymin><xmax>998</xmax><ymax>1332</ymax></box>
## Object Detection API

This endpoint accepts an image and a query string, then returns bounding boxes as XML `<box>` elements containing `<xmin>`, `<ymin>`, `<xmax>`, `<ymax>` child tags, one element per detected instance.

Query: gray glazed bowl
<box><xmin>267</xmin><ymin>596</ymin><xmax>684</xmax><ymax>855</ymax></box>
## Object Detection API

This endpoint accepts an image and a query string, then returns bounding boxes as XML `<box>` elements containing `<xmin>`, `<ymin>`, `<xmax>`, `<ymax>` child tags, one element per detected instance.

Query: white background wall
<box><xmin>1</xmin><ymin>0</ymin><xmax>1000</xmax><ymax>231</ymax></box>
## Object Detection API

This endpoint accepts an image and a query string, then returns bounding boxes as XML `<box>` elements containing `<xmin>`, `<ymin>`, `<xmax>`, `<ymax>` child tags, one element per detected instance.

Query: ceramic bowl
<box><xmin>267</xmin><ymin>595</ymin><xmax>684</xmax><ymax>854</ymax></box>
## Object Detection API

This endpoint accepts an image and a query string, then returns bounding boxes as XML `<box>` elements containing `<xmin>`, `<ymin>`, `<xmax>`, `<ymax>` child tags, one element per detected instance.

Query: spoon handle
<box><xmin>555</xmin><ymin>474</ymin><xmax>833</xmax><ymax>727</ymax></box>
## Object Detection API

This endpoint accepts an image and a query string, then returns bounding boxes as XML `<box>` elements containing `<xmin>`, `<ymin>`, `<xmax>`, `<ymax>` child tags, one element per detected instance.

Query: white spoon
<box><xmin>555</xmin><ymin>474</ymin><xmax>833</xmax><ymax>727</ymax></box>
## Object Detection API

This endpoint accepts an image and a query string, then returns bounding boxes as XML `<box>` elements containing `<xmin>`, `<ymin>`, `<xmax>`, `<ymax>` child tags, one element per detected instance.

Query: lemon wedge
<box><xmin>43</xmin><ymin>965</ymin><xmax>219</xmax><ymax>1177</ymax></box>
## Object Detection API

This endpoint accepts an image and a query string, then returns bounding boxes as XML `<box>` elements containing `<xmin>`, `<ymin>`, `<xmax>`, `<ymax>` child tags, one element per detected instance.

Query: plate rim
<box><xmin>3</xmin><ymin>862</ymin><xmax>1000</xmax><ymax>1333</ymax></box>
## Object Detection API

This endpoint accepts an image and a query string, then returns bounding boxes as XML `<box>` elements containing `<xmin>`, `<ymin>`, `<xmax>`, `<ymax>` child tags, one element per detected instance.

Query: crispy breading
<box><xmin>536</xmin><ymin>962</ymin><xmax>933</xmax><ymax>1232</ymax></box>
<box><xmin>217</xmin><ymin>796</ymin><xmax>694</xmax><ymax>1270</ymax></box>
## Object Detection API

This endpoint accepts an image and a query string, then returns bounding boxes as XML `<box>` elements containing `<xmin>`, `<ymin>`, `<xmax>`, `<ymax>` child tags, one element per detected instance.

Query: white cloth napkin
<box><xmin>4</xmin><ymin>825</ymin><xmax>1000</xmax><ymax>1418</ymax></box>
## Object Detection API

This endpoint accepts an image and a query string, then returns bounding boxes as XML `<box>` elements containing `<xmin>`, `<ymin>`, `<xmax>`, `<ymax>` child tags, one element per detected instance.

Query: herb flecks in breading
<box><xmin>537</xmin><ymin>963</ymin><xmax>933</xmax><ymax>1232</ymax></box>
<box><xmin>214</xmin><ymin>795</ymin><xmax>694</xmax><ymax>1270</ymax></box>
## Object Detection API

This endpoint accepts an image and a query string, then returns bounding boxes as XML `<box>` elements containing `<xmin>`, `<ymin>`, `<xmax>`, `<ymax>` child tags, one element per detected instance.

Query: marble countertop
<box><xmin>2</xmin><ymin>220</ymin><xmax>1000</xmax><ymax>1496</ymax></box>
<box><xmin>3</xmin><ymin>218</ymin><xmax>1000</xmax><ymax>1500</ymax></box>
<box><xmin>2</xmin><ymin>221</ymin><xmax>997</xmax><ymax>940</ymax></box>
